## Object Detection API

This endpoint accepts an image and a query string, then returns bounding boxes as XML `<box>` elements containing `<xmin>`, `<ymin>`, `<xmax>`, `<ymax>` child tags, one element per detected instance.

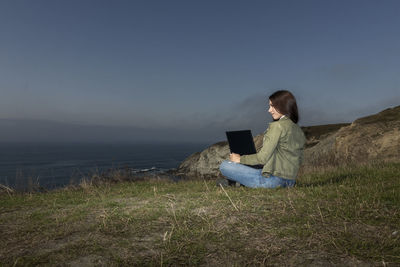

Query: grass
<box><xmin>0</xmin><ymin>163</ymin><xmax>399</xmax><ymax>266</ymax></box>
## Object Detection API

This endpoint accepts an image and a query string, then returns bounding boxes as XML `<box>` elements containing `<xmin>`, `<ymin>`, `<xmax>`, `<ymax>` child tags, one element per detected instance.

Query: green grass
<box><xmin>1</xmin><ymin>163</ymin><xmax>399</xmax><ymax>266</ymax></box>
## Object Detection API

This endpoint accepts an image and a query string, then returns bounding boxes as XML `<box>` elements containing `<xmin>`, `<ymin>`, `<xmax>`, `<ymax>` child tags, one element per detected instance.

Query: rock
<box><xmin>175</xmin><ymin>106</ymin><xmax>400</xmax><ymax>179</ymax></box>
<box><xmin>175</xmin><ymin>135</ymin><xmax>264</xmax><ymax>179</ymax></box>
<box><xmin>174</xmin><ymin>141</ymin><xmax>230</xmax><ymax>179</ymax></box>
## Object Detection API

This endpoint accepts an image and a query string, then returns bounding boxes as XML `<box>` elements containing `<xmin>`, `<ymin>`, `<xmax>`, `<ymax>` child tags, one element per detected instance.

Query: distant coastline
<box><xmin>0</xmin><ymin>142</ymin><xmax>207</xmax><ymax>191</ymax></box>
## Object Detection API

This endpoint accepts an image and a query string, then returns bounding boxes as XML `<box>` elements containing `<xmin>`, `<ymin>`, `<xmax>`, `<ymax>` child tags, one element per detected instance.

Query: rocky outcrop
<box><xmin>174</xmin><ymin>141</ymin><xmax>229</xmax><ymax>179</ymax></box>
<box><xmin>175</xmin><ymin>136</ymin><xmax>264</xmax><ymax>179</ymax></box>
<box><xmin>176</xmin><ymin>106</ymin><xmax>400</xmax><ymax>179</ymax></box>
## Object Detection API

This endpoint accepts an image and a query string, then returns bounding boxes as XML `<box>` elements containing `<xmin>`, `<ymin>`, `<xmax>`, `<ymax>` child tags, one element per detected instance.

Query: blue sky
<box><xmin>0</xmin><ymin>0</ymin><xmax>399</xmax><ymax>143</ymax></box>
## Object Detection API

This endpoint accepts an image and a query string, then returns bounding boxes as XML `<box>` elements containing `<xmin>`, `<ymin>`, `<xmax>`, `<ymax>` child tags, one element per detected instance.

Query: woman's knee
<box><xmin>219</xmin><ymin>160</ymin><xmax>239</xmax><ymax>176</ymax></box>
<box><xmin>219</xmin><ymin>160</ymin><xmax>231</xmax><ymax>173</ymax></box>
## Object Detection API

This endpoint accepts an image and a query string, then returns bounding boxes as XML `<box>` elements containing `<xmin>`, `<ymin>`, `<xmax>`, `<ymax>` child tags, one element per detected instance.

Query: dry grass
<box><xmin>0</xmin><ymin>162</ymin><xmax>399</xmax><ymax>266</ymax></box>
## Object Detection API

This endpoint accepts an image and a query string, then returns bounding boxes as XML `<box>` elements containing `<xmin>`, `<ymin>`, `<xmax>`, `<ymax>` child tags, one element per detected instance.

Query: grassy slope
<box><xmin>0</xmin><ymin>163</ymin><xmax>399</xmax><ymax>266</ymax></box>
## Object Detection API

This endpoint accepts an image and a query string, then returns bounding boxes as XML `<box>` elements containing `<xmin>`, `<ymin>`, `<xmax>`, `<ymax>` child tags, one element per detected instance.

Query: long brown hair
<box><xmin>269</xmin><ymin>90</ymin><xmax>299</xmax><ymax>123</ymax></box>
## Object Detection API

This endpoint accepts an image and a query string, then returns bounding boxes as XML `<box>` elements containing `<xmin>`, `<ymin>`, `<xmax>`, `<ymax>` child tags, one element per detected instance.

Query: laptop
<box><xmin>225</xmin><ymin>130</ymin><xmax>257</xmax><ymax>155</ymax></box>
<box><xmin>225</xmin><ymin>130</ymin><xmax>263</xmax><ymax>169</ymax></box>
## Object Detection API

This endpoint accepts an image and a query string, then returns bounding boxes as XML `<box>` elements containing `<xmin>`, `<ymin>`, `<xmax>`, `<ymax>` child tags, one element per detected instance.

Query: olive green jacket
<box><xmin>240</xmin><ymin>116</ymin><xmax>306</xmax><ymax>180</ymax></box>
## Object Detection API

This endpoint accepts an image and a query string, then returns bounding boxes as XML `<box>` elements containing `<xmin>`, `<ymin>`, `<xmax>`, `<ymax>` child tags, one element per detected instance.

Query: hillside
<box><xmin>306</xmin><ymin>105</ymin><xmax>400</xmax><ymax>166</ymax></box>
<box><xmin>302</xmin><ymin>123</ymin><xmax>350</xmax><ymax>148</ymax></box>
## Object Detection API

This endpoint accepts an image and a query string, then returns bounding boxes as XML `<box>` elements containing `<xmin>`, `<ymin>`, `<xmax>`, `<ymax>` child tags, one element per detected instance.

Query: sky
<box><xmin>0</xmin><ymin>0</ymin><xmax>399</xmax><ymax>144</ymax></box>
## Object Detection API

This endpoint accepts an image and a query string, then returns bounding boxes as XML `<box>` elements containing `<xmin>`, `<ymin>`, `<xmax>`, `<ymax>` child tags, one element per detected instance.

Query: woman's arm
<box><xmin>230</xmin><ymin>153</ymin><xmax>241</xmax><ymax>163</ymax></box>
<box><xmin>240</xmin><ymin>122</ymin><xmax>282</xmax><ymax>165</ymax></box>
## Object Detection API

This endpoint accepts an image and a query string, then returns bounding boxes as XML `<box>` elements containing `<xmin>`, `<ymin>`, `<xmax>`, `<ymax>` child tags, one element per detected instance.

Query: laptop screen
<box><xmin>225</xmin><ymin>130</ymin><xmax>257</xmax><ymax>155</ymax></box>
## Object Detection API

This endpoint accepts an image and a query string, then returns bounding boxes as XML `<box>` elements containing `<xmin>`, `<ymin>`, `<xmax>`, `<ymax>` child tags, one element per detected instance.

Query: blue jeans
<box><xmin>219</xmin><ymin>160</ymin><xmax>296</xmax><ymax>188</ymax></box>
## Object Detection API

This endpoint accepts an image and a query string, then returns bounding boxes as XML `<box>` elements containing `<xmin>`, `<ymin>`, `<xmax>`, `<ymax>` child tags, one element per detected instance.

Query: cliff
<box><xmin>175</xmin><ymin>105</ymin><xmax>400</xmax><ymax>179</ymax></box>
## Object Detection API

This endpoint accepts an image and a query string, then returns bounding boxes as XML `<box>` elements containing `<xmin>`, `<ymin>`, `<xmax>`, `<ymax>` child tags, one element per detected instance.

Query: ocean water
<box><xmin>0</xmin><ymin>142</ymin><xmax>207</xmax><ymax>190</ymax></box>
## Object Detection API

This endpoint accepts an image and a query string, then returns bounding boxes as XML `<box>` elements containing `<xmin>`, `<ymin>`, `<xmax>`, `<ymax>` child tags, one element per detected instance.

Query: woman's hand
<box><xmin>229</xmin><ymin>153</ymin><xmax>241</xmax><ymax>163</ymax></box>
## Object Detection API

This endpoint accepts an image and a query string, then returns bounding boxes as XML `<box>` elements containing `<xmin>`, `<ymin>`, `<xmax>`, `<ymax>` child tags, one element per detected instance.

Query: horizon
<box><xmin>1</xmin><ymin>0</ymin><xmax>399</xmax><ymax>144</ymax></box>
<box><xmin>2</xmin><ymin>103</ymin><xmax>398</xmax><ymax>145</ymax></box>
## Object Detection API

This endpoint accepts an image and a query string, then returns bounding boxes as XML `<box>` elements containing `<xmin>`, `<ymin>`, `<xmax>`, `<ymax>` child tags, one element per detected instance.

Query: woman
<box><xmin>219</xmin><ymin>90</ymin><xmax>306</xmax><ymax>188</ymax></box>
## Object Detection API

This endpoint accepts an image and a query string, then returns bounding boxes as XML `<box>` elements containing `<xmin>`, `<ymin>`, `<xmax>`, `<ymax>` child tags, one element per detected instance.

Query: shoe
<box><xmin>216</xmin><ymin>178</ymin><xmax>241</xmax><ymax>187</ymax></box>
<box><xmin>216</xmin><ymin>178</ymin><xmax>229</xmax><ymax>187</ymax></box>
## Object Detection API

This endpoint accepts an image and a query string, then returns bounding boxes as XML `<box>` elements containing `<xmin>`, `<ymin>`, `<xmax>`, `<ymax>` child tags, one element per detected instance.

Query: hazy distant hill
<box><xmin>0</xmin><ymin>119</ymin><xmax>153</xmax><ymax>143</ymax></box>
<box><xmin>0</xmin><ymin>118</ymin><xmax>202</xmax><ymax>143</ymax></box>
<box><xmin>176</xmin><ymin>105</ymin><xmax>400</xmax><ymax>179</ymax></box>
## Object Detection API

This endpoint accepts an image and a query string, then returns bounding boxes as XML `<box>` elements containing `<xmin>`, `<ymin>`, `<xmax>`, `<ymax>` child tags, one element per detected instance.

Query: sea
<box><xmin>0</xmin><ymin>142</ymin><xmax>208</xmax><ymax>190</ymax></box>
